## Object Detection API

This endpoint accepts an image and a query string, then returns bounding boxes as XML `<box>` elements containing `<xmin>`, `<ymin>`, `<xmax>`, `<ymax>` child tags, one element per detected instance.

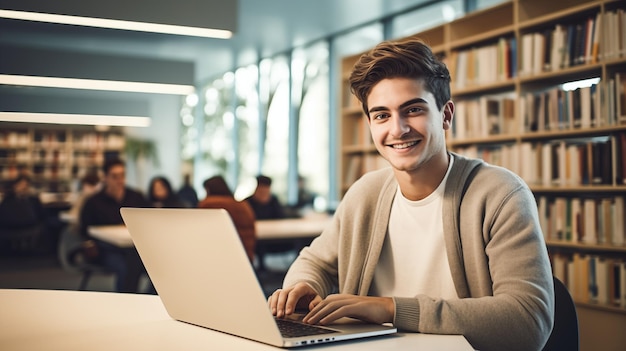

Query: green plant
<box><xmin>124</xmin><ymin>137</ymin><xmax>160</xmax><ymax>167</ymax></box>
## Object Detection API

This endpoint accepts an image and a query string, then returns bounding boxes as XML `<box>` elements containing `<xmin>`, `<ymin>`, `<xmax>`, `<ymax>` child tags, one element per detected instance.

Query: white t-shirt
<box><xmin>370</xmin><ymin>156</ymin><xmax>457</xmax><ymax>299</ymax></box>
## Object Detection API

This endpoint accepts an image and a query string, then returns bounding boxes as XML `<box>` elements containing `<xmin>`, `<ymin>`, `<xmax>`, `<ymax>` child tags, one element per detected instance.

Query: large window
<box><xmin>233</xmin><ymin>65</ymin><xmax>260</xmax><ymax>200</ymax></box>
<box><xmin>261</xmin><ymin>55</ymin><xmax>290</xmax><ymax>202</ymax></box>
<box><xmin>183</xmin><ymin>1</ymin><xmax>501</xmax><ymax>208</ymax></box>
<box><xmin>293</xmin><ymin>42</ymin><xmax>330</xmax><ymax>210</ymax></box>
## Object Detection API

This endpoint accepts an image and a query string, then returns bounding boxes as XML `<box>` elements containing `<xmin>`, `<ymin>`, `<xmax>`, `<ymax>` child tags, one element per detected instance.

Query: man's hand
<box><xmin>303</xmin><ymin>294</ymin><xmax>394</xmax><ymax>326</ymax></box>
<box><xmin>268</xmin><ymin>282</ymin><xmax>322</xmax><ymax>318</ymax></box>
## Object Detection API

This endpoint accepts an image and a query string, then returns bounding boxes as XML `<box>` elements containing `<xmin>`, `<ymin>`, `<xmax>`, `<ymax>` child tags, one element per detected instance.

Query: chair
<box><xmin>57</xmin><ymin>227</ymin><xmax>113</xmax><ymax>291</ymax></box>
<box><xmin>542</xmin><ymin>276</ymin><xmax>579</xmax><ymax>351</ymax></box>
<box><xmin>0</xmin><ymin>225</ymin><xmax>44</xmax><ymax>253</ymax></box>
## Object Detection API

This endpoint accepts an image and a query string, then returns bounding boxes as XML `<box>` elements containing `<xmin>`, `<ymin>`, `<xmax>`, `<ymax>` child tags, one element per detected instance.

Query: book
<box><xmin>582</xmin><ymin>198</ymin><xmax>597</xmax><ymax>244</ymax></box>
<box><xmin>614</xmin><ymin>196</ymin><xmax>625</xmax><ymax>246</ymax></box>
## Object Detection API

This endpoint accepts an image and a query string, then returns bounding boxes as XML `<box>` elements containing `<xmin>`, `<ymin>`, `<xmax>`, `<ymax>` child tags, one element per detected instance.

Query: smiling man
<box><xmin>269</xmin><ymin>38</ymin><xmax>554</xmax><ymax>351</ymax></box>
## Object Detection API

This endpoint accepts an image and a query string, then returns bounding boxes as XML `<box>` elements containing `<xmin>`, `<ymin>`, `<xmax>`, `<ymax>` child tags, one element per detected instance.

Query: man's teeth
<box><xmin>391</xmin><ymin>141</ymin><xmax>418</xmax><ymax>149</ymax></box>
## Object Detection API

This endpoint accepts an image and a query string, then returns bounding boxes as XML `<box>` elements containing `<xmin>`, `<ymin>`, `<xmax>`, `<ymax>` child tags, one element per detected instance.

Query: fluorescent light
<box><xmin>0</xmin><ymin>9</ymin><xmax>232</xmax><ymax>39</ymax></box>
<box><xmin>0</xmin><ymin>112</ymin><xmax>151</xmax><ymax>127</ymax></box>
<box><xmin>561</xmin><ymin>77</ymin><xmax>600</xmax><ymax>91</ymax></box>
<box><xmin>0</xmin><ymin>74</ymin><xmax>195</xmax><ymax>95</ymax></box>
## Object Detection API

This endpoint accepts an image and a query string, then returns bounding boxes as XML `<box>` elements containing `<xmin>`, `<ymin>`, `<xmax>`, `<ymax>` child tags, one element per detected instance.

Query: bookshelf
<box><xmin>338</xmin><ymin>1</ymin><xmax>625</xmax><ymax>349</ymax></box>
<box><xmin>0</xmin><ymin>123</ymin><xmax>125</xmax><ymax>196</ymax></box>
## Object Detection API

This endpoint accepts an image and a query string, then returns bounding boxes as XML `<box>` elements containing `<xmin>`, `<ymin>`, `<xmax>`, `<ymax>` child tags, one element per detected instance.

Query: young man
<box><xmin>80</xmin><ymin>158</ymin><xmax>152</xmax><ymax>293</ymax></box>
<box><xmin>245</xmin><ymin>175</ymin><xmax>285</xmax><ymax>220</ymax></box>
<box><xmin>269</xmin><ymin>38</ymin><xmax>554</xmax><ymax>351</ymax></box>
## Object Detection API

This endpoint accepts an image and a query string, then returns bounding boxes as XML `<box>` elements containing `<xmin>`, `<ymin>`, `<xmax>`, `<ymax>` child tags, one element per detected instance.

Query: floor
<box><xmin>0</xmin><ymin>245</ymin><xmax>293</xmax><ymax>297</ymax></box>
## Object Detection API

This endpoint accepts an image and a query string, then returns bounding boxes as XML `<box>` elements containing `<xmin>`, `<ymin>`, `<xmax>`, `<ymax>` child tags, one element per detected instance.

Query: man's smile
<box><xmin>388</xmin><ymin>140</ymin><xmax>419</xmax><ymax>149</ymax></box>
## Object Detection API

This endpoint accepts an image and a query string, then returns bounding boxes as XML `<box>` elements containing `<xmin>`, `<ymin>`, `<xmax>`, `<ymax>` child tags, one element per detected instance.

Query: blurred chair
<box><xmin>542</xmin><ymin>276</ymin><xmax>579</xmax><ymax>351</ymax></box>
<box><xmin>0</xmin><ymin>224</ymin><xmax>43</xmax><ymax>253</ymax></box>
<box><xmin>57</xmin><ymin>227</ymin><xmax>112</xmax><ymax>291</ymax></box>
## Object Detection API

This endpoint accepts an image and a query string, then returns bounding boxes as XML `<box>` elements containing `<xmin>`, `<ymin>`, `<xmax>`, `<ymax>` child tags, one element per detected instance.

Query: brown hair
<box><xmin>203</xmin><ymin>176</ymin><xmax>233</xmax><ymax>196</ymax></box>
<box><xmin>349</xmin><ymin>38</ymin><xmax>451</xmax><ymax>117</ymax></box>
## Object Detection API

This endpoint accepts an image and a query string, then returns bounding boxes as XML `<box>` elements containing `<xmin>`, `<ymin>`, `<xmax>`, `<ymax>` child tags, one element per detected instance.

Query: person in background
<box><xmin>67</xmin><ymin>171</ymin><xmax>101</xmax><ymax>231</ymax></box>
<box><xmin>285</xmin><ymin>175</ymin><xmax>316</xmax><ymax>218</ymax></box>
<box><xmin>0</xmin><ymin>175</ymin><xmax>47</xmax><ymax>251</ymax></box>
<box><xmin>197</xmin><ymin>175</ymin><xmax>256</xmax><ymax>263</ymax></box>
<box><xmin>79</xmin><ymin>158</ymin><xmax>152</xmax><ymax>294</ymax></box>
<box><xmin>177</xmin><ymin>173</ymin><xmax>198</xmax><ymax>208</ymax></box>
<box><xmin>245</xmin><ymin>175</ymin><xmax>285</xmax><ymax>220</ymax></box>
<box><xmin>269</xmin><ymin>38</ymin><xmax>554</xmax><ymax>351</ymax></box>
<box><xmin>148</xmin><ymin>176</ymin><xmax>186</xmax><ymax>208</ymax></box>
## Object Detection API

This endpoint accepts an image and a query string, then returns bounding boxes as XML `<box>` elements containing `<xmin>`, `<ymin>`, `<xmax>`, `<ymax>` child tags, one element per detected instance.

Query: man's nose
<box><xmin>390</xmin><ymin>115</ymin><xmax>410</xmax><ymax>137</ymax></box>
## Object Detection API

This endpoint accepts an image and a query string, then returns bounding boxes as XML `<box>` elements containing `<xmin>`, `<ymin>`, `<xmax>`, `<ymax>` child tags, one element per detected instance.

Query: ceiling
<box><xmin>0</xmin><ymin>0</ymin><xmax>436</xmax><ymax>118</ymax></box>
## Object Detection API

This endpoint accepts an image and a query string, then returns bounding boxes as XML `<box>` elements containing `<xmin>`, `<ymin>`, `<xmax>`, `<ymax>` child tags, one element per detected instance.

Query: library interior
<box><xmin>1</xmin><ymin>0</ymin><xmax>626</xmax><ymax>350</ymax></box>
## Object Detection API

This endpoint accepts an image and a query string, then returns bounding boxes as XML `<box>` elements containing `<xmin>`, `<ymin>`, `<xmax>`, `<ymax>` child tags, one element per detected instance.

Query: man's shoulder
<box><xmin>123</xmin><ymin>187</ymin><xmax>149</xmax><ymax>205</ymax></box>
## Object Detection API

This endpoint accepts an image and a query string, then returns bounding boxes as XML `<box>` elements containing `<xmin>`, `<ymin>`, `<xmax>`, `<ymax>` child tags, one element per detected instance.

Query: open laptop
<box><xmin>120</xmin><ymin>207</ymin><xmax>397</xmax><ymax>348</ymax></box>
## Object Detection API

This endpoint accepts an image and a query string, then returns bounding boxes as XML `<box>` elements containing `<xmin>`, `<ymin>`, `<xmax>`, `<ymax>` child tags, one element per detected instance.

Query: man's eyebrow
<box><xmin>368</xmin><ymin>98</ymin><xmax>428</xmax><ymax>115</ymax></box>
<box><xmin>399</xmin><ymin>98</ymin><xmax>428</xmax><ymax>109</ymax></box>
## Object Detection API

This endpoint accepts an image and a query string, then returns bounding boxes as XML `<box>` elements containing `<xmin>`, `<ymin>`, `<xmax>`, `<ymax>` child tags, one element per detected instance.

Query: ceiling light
<box><xmin>0</xmin><ymin>74</ymin><xmax>195</xmax><ymax>95</ymax></box>
<box><xmin>0</xmin><ymin>9</ymin><xmax>233</xmax><ymax>39</ymax></box>
<box><xmin>0</xmin><ymin>112</ymin><xmax>151</xmax><ymax>127</ymax></box>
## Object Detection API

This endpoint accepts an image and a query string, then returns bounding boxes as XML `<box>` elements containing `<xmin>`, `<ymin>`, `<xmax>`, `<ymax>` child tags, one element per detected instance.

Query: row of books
<box><xmin>343</xmin><ymin>153</ymin><xmax>388</xmax><ymax>185</ymax></box>
<box><xmin>0</xmin><ymin>132</ymin><xmax>30</xmax><ymax>148</ymax></box>
<box><xmin>601</xmin><ymin>9</ymin><xmax>626</xmax><ymax>62</ymax></box>
<box><xmin>348</xmin><ymin>116</ymin><xmax>373</xmax><ymax>146</ymax></box>
<box><xmin>71</xmin><ymin>133</ymin><xmax>125</xmax><ymax>150</ymax></box>
<box><xmin>519</xmin><ymin>9</ymin><xmax>625</xmax><ymax>77</ymax></box>
<box><xmin>450</xmin><ymin>73</ymin><xmax>626</xmax><ymax>140</ymax></box>
<box><xmin>447</xmin><ymin>37</ymin><xmax>517</xmax><ymax>90</ymax></box>
<box><xmin>521</xmin><ymin>75</ymin><xmax>626</xmax><ymax>133</ymax></box>
<box><xmin>455</xmin><ymin>133</ymin><xmax>626</xmax><ymax>187</ymax></box>
<box><xmin>520</xmin><ymin>14</ymin><xmax>600</xmax><ymax>76</ymax></box>
<box><xmin>538</xmin><ymin>195</ymin><xmax>626</xmax><ymax>246</ymax></box>
<box><xmin>452</xmin><ymin>94</ymin><xmax>516</xmax><ymax>139</ymax></box>
<box><xmin>552</xmin><ymin>253</ymin><xmax>626</xmax><ymax>308</ymax></box>
<box><xmin>0</xmin><ymin>151</ymin><xmax>109</xmax><ymax>165</ymax></box>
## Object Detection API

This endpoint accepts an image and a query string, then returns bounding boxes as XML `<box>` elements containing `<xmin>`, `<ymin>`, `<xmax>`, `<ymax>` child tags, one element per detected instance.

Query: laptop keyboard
<box><xmin>275</xmin><ymin>318</ymin><xmax>339</xmax><ymax>338</ymax></box>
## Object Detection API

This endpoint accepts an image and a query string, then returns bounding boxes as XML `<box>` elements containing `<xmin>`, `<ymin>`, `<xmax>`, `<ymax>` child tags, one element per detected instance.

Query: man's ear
<box><xmin>442</xmin><ymin>100</ymin><xmax>454</xmax><ymax>130</ymax></box>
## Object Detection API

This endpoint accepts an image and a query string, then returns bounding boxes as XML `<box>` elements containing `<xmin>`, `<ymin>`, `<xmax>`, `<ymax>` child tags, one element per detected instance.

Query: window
<box><xmin>293</xmin><ymin>42</ymin><xmax>330</xmax><ymax>210</ymax></box>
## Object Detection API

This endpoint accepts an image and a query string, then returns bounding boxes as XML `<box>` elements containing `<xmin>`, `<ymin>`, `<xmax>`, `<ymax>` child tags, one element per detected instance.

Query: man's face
<box><xmin>105</xmin><ymin>164</ymin><xmax>125</xmax><ymax>194</ymax></box>
<box><xmin>13</xmin><ymin>179</ymin><xmax>29</xmax><ymax>195</ymax></box>
<box><xmin>366</xmin><ymin>77</ymin><xmax>452</xmax><ymax>175</ymax></box>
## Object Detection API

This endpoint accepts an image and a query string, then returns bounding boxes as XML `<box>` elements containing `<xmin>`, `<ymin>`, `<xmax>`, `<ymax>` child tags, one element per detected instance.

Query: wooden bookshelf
<box><xmin>338</xmin><ymin>1</ymin><xmax>626</xmax><ymax>349</ymax></box>
<box><xmin>0</xmin><ymin>123</ymin><xmax>125</xmax><ymax>195</ymax></box>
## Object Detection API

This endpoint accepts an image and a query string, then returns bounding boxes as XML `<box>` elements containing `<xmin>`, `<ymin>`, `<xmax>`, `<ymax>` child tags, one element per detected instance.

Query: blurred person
<box><xmin>286</xmin><ymin>175</ymin><xmax>317</xmax><ymax>218</ymax></box>
<box><xmin>177</xmin><ymin>173</ymin><xmax>198</xmax><ymax>208</ymax></box>
<box><xmin>268</xmin><ymin>38</ymin><xmax>553</xmax><ymax>351</ymax></box>
<box><xmin>79</xmin><ymin>158</ymin><xmax>152</xmax><ymax>293</ymax></box>
<box><xmin>245</xmin><ymin>175</ymin><xmax>285</xmax><ymax>220</ymax></box>
<box><xmin>66</xmin><ymin>171</ymin><xmax>101</xmax><ymax>231</ymax></box>
<box><xmin>148</xmin><ymin>176</ymin><xmax>186</xmax><ymax>208</ymax></box>
<box><xmin>0</xmin><ymin>174</ymin><xmax>46</xmax><ymax>229</ymax></box>
<box><xmin>0</xmin><ymin>175</ymin><xmax>47</xmax><ymax>251</ymax></box>
<box><xmin>198</xmin><ymin>175</ymin><xmax>256</xmax><ymax>263</ymax></box>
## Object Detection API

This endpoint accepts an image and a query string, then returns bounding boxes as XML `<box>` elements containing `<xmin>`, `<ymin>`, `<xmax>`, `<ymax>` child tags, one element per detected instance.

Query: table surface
<box><xmin>89</xmin><ymin>213</ymin><xmax>334</xmax><ymax>248</ymax></box>
<box><xmin>0</xmin><ymin>289</ymin><xmax>475</xmax><ymax>351</ymax></box>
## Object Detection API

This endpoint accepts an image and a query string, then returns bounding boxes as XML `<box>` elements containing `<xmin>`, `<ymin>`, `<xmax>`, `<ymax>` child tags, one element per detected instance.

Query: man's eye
<box><xmin>373</xmin><ymin>113</ymin><xmax>389</xmax><ymax>120</ymax></box>
<box><xmin>407</xmin><ymin>107</ymin><xmax>422</xmax><ymax>114</ymax></box>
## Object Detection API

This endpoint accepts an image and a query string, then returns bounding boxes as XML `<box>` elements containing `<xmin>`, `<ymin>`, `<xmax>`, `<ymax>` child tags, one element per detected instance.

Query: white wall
<box><xmin>124</xmin><ymin>94</ymin><xmax>183</xmax><ymax>194</ymax></box>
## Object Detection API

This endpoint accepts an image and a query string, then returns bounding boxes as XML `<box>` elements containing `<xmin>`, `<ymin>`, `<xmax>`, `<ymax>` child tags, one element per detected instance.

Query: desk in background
<box><xmin>0</xmin><ymin>289</ymin><xmax>475</xmax><ymax>351</ymax></box>
<box><xmin>88</xmin><ymin>213</ymin><xmax>333</xmax><ymax>249</ymax></box>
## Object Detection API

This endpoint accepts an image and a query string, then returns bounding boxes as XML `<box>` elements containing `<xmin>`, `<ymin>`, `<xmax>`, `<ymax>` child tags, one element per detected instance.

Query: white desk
<box><xmin>0</xmin><ymin>289</ymin><xmax>474</xmax><ymax>351</ymax></box>
<box><xmin>88</xmin><ymin>213</ymin><xmax>333</xmax><ymax>248</ymax></box>
<box><xmin>88</xmin><ymin>225</ymin><xmax>134</xmax><ymax>248</ymax></box>
<box><xmin>256</xmin><ymin>213</ymin><xmax>333</xmax><ymax>240</ymax></box>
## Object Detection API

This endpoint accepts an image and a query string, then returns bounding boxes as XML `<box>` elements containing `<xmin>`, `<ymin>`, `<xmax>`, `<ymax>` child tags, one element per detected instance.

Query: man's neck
<box><xmin>395</xmin><ymin>153</ymin><xmax>450</xmax><ymax>201</ymax></box>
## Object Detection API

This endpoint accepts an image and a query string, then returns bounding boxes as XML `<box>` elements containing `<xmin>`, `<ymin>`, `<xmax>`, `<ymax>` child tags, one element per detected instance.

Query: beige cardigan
<box><xmin>283</xmin><ymin>153</ymin><xmax>554</xmax><ymax>351</ymax></box>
